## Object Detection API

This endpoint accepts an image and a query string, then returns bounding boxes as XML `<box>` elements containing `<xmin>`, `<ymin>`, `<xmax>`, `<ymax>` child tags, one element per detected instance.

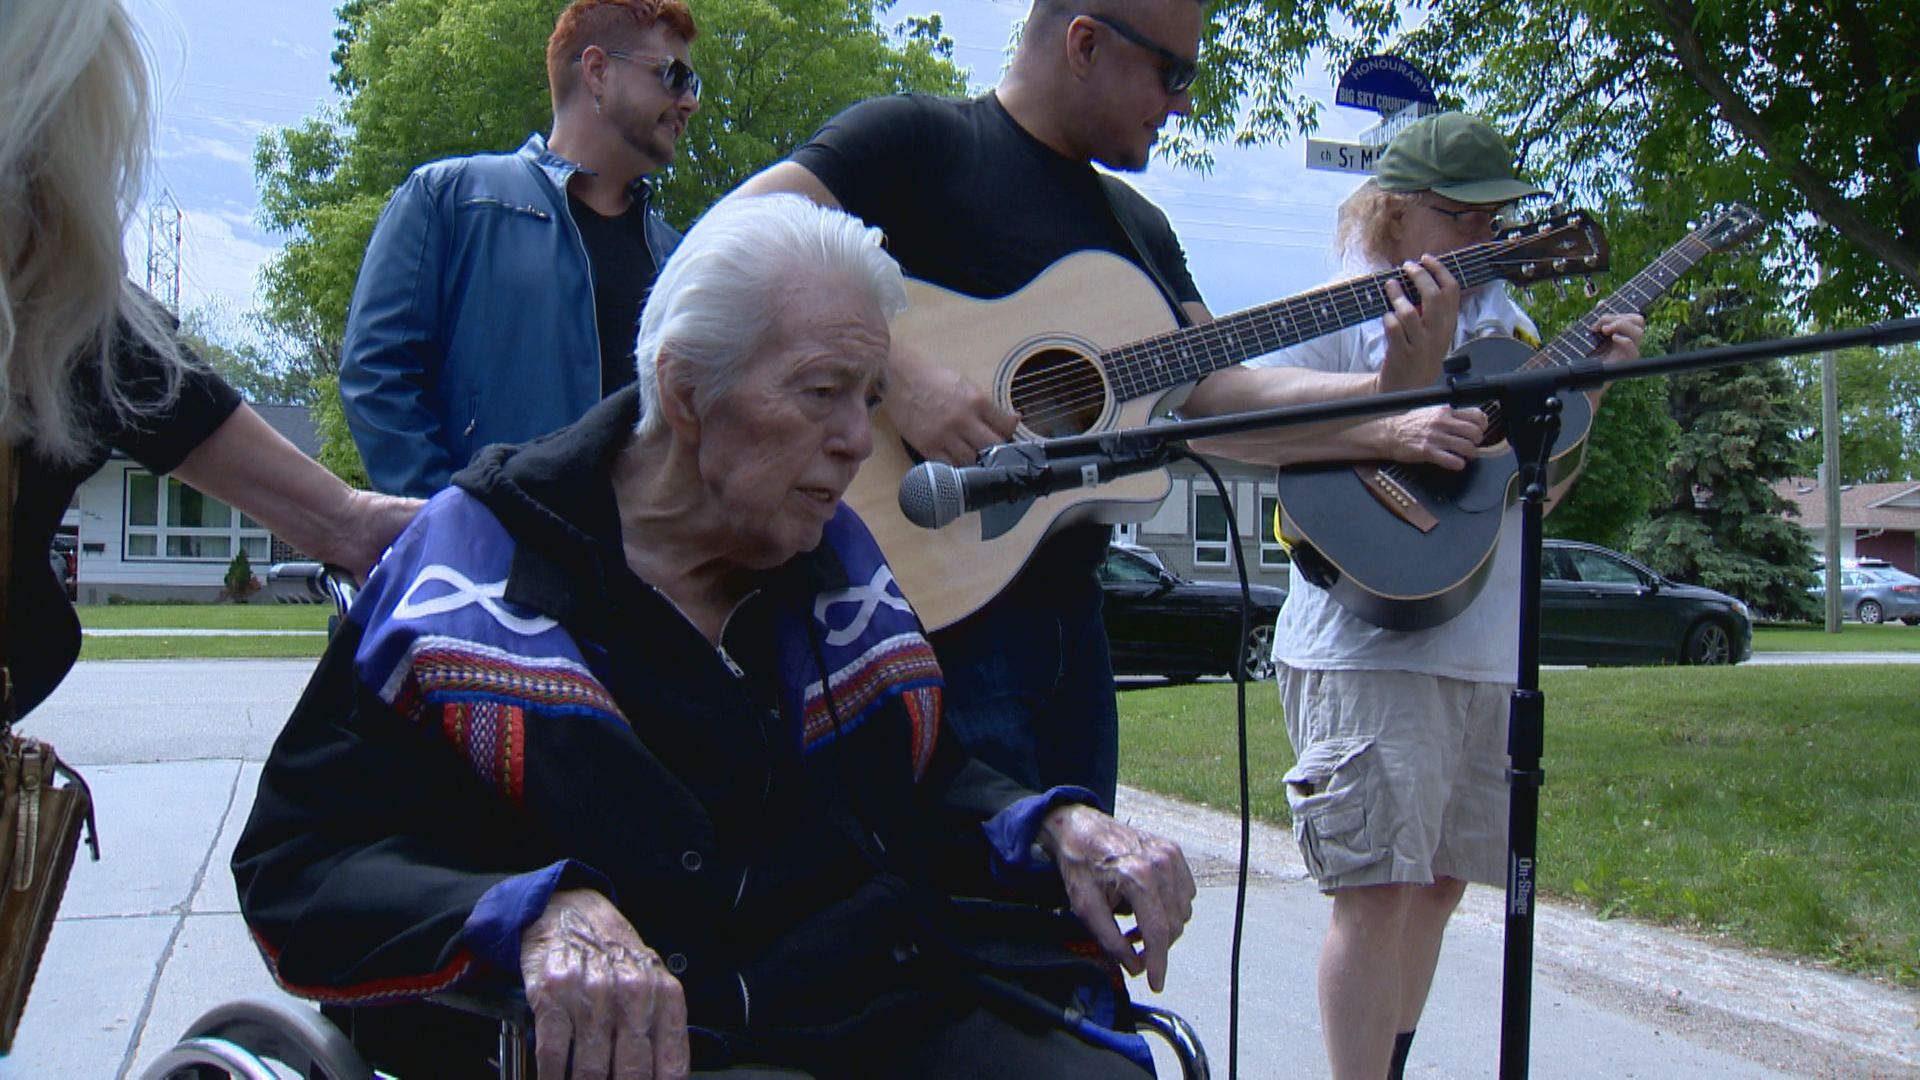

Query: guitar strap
<box><xmin>1095</xmin><ymin>175</ymin><xmax>1193</xmax><ymax>329</ymax></box>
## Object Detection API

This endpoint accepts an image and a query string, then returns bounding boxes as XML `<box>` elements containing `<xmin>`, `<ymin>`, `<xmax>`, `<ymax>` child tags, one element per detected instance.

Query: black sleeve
<box><xmin>100</xmin><ymin>317</ymin><xmax>244</xmax><ymax>475</ymax></box>
<box><xmin>232</xmin><ymin>635</ymin><xmax>536</xmax><ymax>1001</ymax></box>
<box><xmin>787</xmin><ymin>94</ymin><xmax>945</xmax><ymax>229</ymax></box>
<box><xmin>1107</xmin><ymin>180</ymin><xmax>1204</xmax><ymax>308</ymax></box>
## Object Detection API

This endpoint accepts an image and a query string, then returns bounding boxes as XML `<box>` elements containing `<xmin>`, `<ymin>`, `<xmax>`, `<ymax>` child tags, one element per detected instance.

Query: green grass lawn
<box><xmin>1752</xmin><ymin>622</ymin><xmax>1920</xmax><ymax>652</ymax></box>
<box><xmin>78</xmin><ymin>635</ymin><xmax>327</xmax><ymax>661</ymax></box>
<box><xmin>1118</xmin><ymin>667</ymin><xmax>1920</xmax><ymax>987</ymax></box>
<box><xmin>78</xmin><ymin>603</ymin><xmax>331</xmax><ymax>631</ymax></box>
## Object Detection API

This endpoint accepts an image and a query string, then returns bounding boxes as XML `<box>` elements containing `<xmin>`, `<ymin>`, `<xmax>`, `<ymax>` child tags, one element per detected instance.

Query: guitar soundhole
<box><xmin>1008</xmin><ymin>347</ymin><xmax>1107</xmax><ymax>438</ymax></box>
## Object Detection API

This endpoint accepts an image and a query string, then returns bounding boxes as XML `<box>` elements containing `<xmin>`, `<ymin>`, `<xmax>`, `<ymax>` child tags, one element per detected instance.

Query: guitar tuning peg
<box><xmin>1583</xmin><ymin>279</ymin><xmax>1599</xmax><ymax>298</ymax></box>
<box><xmin>1552</xmin><ymin>282</ymin><xmax>1568</xmax><ymax>300</ymax></box>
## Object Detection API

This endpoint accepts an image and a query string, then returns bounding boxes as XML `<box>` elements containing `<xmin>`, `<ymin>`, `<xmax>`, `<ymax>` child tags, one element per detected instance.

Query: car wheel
<box><xmin>1683</xmin><ymin>620</ymin><xmax>1733</xmax><ymax>665</ymax></box>
<box><xmin>1243</xmin><ymin>623</ymin><xmax>1276</xmax><ymax>681</ymax></box>
<box><xmin>1857</xmin><ymin>599</ymin><xmax>1884</xmax><ymax>625</ymax></box>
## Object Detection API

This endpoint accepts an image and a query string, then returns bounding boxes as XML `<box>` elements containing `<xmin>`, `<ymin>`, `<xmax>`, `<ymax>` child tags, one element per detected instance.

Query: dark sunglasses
<box><xmin>591</xmin><ymin>49</ymin><xmax>702</xmax><ymax>102</ymax></box>
<box><xmin>1085</xmin><ymin>13</ymin><xmax>1198</xmax><ymax>95</ymax></box>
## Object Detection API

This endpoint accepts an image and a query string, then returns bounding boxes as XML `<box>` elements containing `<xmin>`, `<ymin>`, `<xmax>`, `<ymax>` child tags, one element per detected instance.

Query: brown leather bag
<box><xmin>0</xmin><ymin>440</ymin><xmax>100</xmax><ymax>1054</ymax></box>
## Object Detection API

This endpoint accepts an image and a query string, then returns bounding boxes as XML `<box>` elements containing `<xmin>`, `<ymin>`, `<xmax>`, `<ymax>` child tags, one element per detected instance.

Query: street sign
<box><xmin>1305</xmin><ymin>138</ymin><xmax>1385</xmax><ymax>174</ymax></box>
<box><xmin>1334</xmin><ymin>55</ymin><xmax>1436</xmax><ymax>118</ymax></box>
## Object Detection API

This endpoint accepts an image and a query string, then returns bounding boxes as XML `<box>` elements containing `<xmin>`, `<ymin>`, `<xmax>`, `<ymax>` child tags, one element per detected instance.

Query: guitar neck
<box><xmin>1102</xmin><ymin>244</ymin><xmax>1526</xmax><ymax>402</ymax></box>
<box><xmin>1525</xmin><ymin>232</ymin><xmax>1717</xmax><ymax>371</ymax></box>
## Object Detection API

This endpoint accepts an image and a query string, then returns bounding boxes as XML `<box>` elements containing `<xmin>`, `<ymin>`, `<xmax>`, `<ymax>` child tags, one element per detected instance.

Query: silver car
<box><xmin>1812</xmin><ymin>563</ymin><xmax>1920</xmax><ymax>625</ymax></box>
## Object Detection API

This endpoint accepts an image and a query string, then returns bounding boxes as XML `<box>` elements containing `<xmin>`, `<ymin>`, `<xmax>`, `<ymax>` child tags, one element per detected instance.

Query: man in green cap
<box><xmin>1182</xmin><ymin>112</ymin><xmax>1645</xmax><ymax>1079</ymax></box>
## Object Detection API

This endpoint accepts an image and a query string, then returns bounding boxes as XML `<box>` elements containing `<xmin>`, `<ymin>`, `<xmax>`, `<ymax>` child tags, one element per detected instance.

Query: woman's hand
<box><xmin>1039</xmin><ymin>805</ymin><xmax>1196</xmax><ymax>992</ymax></box>
<box><xmin>519</xmin><ymin>889</ymin><xmax>689</xmax><ymax>1080</ymax></box>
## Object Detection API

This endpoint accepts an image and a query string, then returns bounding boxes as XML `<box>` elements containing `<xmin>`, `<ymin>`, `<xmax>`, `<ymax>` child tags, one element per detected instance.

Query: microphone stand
<box><xmin>989</xmin><ymin>317</ymin><xmax>1920</xmax><ymax>1079</ymax></box>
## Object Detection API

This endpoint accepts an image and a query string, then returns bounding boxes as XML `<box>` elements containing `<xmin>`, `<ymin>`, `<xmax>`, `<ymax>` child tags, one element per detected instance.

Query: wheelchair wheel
<box><xmin>138</xmin><ymin>997</ymin><xmax>372</xmax><ymax>1080</ymax></box>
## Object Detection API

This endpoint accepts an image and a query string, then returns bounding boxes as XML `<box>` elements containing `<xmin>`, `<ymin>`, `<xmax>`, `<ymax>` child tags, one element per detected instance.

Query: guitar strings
<box><xmin>1008</xmin><ymin>243</ymin><xmax>1523</xmax><ymax>432</ymax></box>
<box><xmin>1370</xmin><ymin>240</ymin><xmax>1707</xmax><ymax>487</ymax></box>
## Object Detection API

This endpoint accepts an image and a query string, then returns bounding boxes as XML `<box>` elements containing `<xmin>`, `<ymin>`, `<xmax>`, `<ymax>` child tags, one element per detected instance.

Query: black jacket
<box><xmin>231</xmin><ymin>392</ymin><xmax>1078</xmax><ymax>1065</ymax></box>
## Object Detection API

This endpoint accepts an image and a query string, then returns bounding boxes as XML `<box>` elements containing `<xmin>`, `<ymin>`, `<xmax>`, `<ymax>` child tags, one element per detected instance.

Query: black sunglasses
<box><xmin>1085</xmin><ymin>13</ymin><xmax>1198</xmax><ymax>95</ymax></box>
<box><xmin>588</xmin><ymin>49</ymin><xmax>702</xmax><ymax>102</ymax></box>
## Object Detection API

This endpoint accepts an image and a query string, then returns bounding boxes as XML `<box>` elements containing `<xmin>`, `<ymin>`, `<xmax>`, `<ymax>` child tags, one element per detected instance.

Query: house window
<box><xmin>124</xmin><ymin>472</ymin><xmax>270</xmax><ymax>562</ymax></box>
<box><xmin>1194</xmin><ymin>490</ymin><xmax>1231</xmax><ymax>567</ymax></box>
<box><xmin>1258</xmin><ymin>494</ymin><xmax>1289</xmax><ymax>568</ymax></box>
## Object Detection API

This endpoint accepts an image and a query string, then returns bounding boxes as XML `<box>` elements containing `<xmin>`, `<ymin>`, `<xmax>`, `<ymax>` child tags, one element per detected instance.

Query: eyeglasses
<box><xmin>590</xmin><ymin>49</ymin><xmax>701</xmax><ymax>102</ymax></box>
<box><xmin>1084</xmin><ymin>14</ymin><xmax>1198</xmax><ymax>95</ymax></box>
<box><xmin>1424</xmin><ymin>202</ymin><xmax>1511</xmax><ymax>230</ymax></box>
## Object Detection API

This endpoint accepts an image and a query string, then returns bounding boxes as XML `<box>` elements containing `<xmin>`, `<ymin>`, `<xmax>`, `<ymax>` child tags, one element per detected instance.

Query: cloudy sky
<box><xmin>125</xmin><ymin>0</ymin><xmax>1386</xmax><ymax>331</ymax></box>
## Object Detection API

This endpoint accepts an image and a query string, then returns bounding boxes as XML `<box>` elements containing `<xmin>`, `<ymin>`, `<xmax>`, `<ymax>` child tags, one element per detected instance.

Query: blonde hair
<box><xmin>0</xmin><ymin>0</ymin><xmax>187</xmax><ymax>465</ymax></box>
<box><xmin>1334</xmin><ymin>179</ymin><xmax>1422</xmax><ymax>269</ymax></box>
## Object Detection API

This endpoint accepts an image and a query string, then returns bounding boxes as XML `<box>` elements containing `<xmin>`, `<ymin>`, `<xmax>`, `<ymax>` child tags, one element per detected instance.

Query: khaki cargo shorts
<box><xmin>1277</xmin><ymin>664</ymin><xmax>1512</xmax><ymax>891</ymax></box>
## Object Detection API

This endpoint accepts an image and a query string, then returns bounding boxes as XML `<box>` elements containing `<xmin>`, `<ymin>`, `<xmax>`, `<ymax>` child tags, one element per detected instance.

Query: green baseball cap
<box><xmin>1374</xmin><ymin>112</ymin><xmax>1551</xmax><ymax>205</ymax></box>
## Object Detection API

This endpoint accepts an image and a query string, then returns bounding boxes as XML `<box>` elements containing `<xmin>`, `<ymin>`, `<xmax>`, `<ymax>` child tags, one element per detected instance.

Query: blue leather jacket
<box><xmin>339</xmin><ymin>134</ymin><xmax>680</xmax><ymax>497</ymax></box>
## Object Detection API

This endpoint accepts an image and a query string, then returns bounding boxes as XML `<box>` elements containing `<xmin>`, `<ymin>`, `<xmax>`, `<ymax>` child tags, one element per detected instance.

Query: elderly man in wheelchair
<box><xmin>228</xmin><ymin>195</ymin><xmax>1197</xmax><ymax>1079</ymax></box>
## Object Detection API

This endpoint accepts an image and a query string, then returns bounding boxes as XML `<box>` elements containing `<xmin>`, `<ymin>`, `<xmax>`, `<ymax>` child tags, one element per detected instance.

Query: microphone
<box><xmin>897</xmin><ymin>436</ymin><xmax>1169</xmax><ymax>531</ymax></box>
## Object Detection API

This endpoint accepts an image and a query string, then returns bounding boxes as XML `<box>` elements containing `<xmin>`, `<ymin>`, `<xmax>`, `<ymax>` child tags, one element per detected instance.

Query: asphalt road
<box><xmin>7</xmin><ymin>659</ymin><xmax>1917</xmax><ymax>1079</ymax></box>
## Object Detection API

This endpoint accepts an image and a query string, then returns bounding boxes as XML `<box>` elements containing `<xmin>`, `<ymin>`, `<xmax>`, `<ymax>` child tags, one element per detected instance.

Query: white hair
<box><xmin>0</xmin><ymin>0</ymin><xmax>189</xmax><ymax>465</ymax></box>
<box><xmin>632</xmin><ymin>194</ymin><xmax>908</xmax><ymax>437</ymax></box>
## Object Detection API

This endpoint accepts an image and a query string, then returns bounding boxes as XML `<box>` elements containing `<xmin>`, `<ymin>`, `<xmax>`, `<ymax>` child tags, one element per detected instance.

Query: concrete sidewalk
<box><xmin>4</xmin><ymin>659</ymin><xmax>1915</xmax><ymax>1079</ymax></box>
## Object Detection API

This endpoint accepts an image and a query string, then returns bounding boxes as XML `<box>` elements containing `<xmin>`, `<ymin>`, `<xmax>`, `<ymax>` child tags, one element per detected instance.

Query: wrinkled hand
<box><xmin>1385</xmin><ymin>405</ymin><xmax>1489</xmax><ymax>471</ymax></box>
<box><xmin>519</xmin><ymin>889</ymin><xmax>689</xmax><ymax>1080</ymax></box>
<box><xmin>886</xmin><ymin>342</ymin><xmax>1020</xmax><ymax>466</ymax></box>
<box><xmin>1591</xmin><ymin>313</ymin><xmax>1646</xmax><ymax>363</ymax></box>
<box><xmin>1040</xmin><ymin>805</ymin><xmax>1196</xmax><ymax>992</ymax></box>
<box><xmin>335</xmin><ymin>491</ymin><xmax>422</xmax><ymax>586</ymax></box>
<box><xmin>1373</xmin><ymin>256</ymin><xmax>1464</xmax><ymax>394</ymax></box>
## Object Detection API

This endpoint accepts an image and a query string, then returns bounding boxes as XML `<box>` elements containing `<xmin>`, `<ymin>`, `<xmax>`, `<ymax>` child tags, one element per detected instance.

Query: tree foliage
<box><xmin>1786</xmin><ymin>344</ymin><xmax>1920</xmax><ymax>484</ymax></box>
<box><xmin>254</xmin><ymin>0</ymin><xmax>965</xmax><ymax>479</ymax></box>
<box><xmin>1627</xmin><ymin>286</ymin><xmax>1819</xmax><ymax>618</ymax></box>
<box><xmin>1195</xmin><ymin>0</ymin><xmax>1920</xmax><ymax>326</ymax></box>
<box><xmin>176</xmin><ymin>304</ymin><xmax>325</xmax><ymax>406</ymax></box>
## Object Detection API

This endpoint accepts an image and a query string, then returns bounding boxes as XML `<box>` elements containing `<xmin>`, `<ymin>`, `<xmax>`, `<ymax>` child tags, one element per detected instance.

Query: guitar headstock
<box><xmin>1694</xmin><ymin>204</ymin><xmax>1765</xmax><ymax>251</ymax></box>
<box><xmin>1487</xmin><ymin>209</ymin><xmax>1611</xmax><ymax>287</ymax></box>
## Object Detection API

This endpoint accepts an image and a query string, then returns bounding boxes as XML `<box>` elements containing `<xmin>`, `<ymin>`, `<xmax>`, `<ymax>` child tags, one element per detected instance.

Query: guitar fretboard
<box><xmin>1476</xmin><ymin>231</ymin><xmax>1718</xmax><ymax>435</ymax></box>
<box><xmin>1098</xmin><ymin>231</ymin><xmax>1586</xmax><ymax>404</ymax></box>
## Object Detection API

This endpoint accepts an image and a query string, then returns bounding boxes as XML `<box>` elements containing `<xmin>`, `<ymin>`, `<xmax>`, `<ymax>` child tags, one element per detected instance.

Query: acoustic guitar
<box><xmin>851</xmin><ymin>211</ymin><xmax>1611</xmax><ymax>630</ymax></box>
<box><xmin>1272</xmin><ymin>205</ymin><xmax>1765</xmax><ymax>632</ymax></box>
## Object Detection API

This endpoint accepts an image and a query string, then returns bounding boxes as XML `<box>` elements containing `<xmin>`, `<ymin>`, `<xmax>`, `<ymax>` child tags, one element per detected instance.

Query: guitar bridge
<box><xmin>1356</xmin><ymin>465</ymin><xmax>1439</xmax><ymax>533</ymax></box>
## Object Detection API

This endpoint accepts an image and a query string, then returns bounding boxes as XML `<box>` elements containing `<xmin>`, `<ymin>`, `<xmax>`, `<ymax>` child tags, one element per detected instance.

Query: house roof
<box><xmin>251</xmin><ymin>403</ymin><xmax>321</xmax><ymax>458</ymax></box>
<box><xmin>1771</xmin><ymin>478</ymin><xmax>1920</xmax><ymax>531</ymax></box>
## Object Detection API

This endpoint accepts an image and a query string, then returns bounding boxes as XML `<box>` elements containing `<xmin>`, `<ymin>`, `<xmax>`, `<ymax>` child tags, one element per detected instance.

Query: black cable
<box><xmin>1173</xmin><ymin>448</ymin><xmax>1253</xmax><ymax>1080</ymax></box>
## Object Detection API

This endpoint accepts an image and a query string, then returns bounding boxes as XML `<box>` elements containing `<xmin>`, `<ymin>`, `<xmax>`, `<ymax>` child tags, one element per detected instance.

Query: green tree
<box><xmin>255</xmin><ymin>0</ymin><xmax>965</xmax><ymax>478</ymax></box>
<box><xmin>1194</xmin><ymin>0</ymin><xmax>1920</xmax><ymax>326</ymax></box>
<box><xmin>1787</xmin><ymin>344</ymin><xmax>1920</xmax><ymax>484</ymax></box>
<box><xmin>1628</xmin><ymin>286</ymin><xmax>1819</xmax><ymax>619</ymax></box>
<box><xmin>310</xmin><ymin>373</ymin><xmax>373</xmax><ymax>489</ymax></box>
<box><xmin>177</xmin><ymin>303</ymin><xmax>325</xmax><ymax>405</ymax></box>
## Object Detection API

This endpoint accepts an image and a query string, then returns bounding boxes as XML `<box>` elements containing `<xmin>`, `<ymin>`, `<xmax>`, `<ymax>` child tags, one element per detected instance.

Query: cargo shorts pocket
<box><xmin>1283</xmin><ymin>735</ymin><xmax>1385</xmax><ymax>880</ymax></box>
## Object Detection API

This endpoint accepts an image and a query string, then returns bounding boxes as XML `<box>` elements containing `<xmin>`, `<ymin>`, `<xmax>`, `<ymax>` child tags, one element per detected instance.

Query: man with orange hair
<box><xmin>341</xmin><ymin>0</ymin><xmax>701</xmax><ymax>498</ymax></box>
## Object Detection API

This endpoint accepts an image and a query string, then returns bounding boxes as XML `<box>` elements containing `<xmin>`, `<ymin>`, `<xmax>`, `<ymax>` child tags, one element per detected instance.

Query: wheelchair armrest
<box><xmin>1132</xmin><ymin>1003</ymin><xmax>1210</xmax><ymax>1080</ymax></box>
<box><xmin>426</xmin><ymin>983</ymin><xmax>532</xmax><ymax>1029</ymax></box>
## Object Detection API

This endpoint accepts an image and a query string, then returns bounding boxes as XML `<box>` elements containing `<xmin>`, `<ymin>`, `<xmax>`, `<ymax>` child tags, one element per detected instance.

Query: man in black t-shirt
<box><xmin>735</xmin><ymin>0</ymin><xmax>1211</xmax><ymax>808</ymax></box>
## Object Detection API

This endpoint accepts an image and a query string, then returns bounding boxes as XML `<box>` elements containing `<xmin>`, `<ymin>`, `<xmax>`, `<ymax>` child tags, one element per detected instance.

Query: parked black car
<box><xmin>1098</xmin><ymin>544</ymin><xmax>1288</xmax><ymax>681</ymax></box>
<box><xmin>1540</xmin><ymin>540</ymin><xmax>1752</xmax><ymax>666</ymax></box>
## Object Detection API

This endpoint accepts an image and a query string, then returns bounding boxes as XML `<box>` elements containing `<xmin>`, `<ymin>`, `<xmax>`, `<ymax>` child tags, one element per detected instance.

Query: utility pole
<box><xmin>144</xmin><ymin>188</ymin><xmax>182</xmax><ymax>314</ymax></box>
<box><xmin>1818</xmin><ymin>260</ymin><xmax>1843</xmax><ymax>632</ymax></box>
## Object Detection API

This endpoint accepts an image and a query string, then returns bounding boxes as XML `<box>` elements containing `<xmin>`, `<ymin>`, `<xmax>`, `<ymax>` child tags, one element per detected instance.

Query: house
<box><xmin>1119</xmin><ymin>457</ymin><xmax>1292</xmax><ymax>588</ymax></box>
<box><xmin>68</xmin><ymin>404</ymin><xmax>320</xmax><ymax>604</ymax></box>
<box><xmin>1771</xmin><ymin>478</ymin><xmax>1920</xmax><ymax>574</ymax></box>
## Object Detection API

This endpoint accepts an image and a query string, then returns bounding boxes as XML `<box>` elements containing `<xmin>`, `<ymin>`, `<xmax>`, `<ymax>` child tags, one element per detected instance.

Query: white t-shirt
<box><xmin>1243</xmin><ymin>281</ymin><xmax>1540</xmax><ymax>682</ymax></box>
